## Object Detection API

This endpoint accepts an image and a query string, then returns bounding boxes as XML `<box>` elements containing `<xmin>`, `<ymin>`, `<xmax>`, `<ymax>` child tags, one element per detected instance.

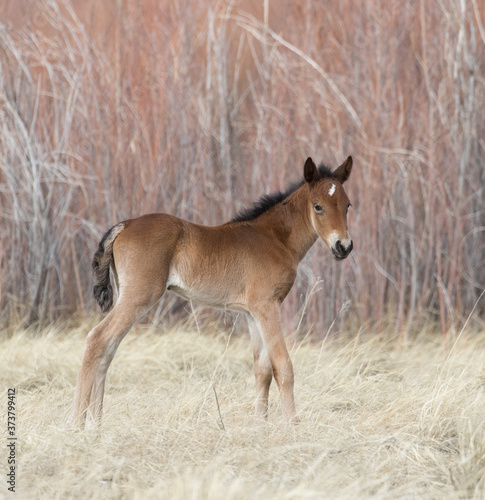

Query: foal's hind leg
<box><xmin>85</xmin><ymin>297</ymin><xmax>151</xmax><ymax>428</ymax></box>
<box><xmin>250</xmin><ymin>302</ymin><xmax>297</xmax><ymax>423</ymax></box>
<box><xmin>69</xmin><ymin>290</ymin><xmax>164</xmax><ymax>429</ymax></box>
<box><xmin>247</xmin><ymin>316</ymin><xmax>273</xmax><ymax>419</ymax></box>
<box><xmin>69</xmin><ymin>313</ymin><xmax>114</xmax><ymax>428</ymax></box>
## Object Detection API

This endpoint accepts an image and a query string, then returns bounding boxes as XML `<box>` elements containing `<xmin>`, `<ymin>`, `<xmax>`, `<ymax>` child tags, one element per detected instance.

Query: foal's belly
<box><xmin>166</xmin><ymin>268</ymin><xmax>247</xmax><ymax>312</ymax></box>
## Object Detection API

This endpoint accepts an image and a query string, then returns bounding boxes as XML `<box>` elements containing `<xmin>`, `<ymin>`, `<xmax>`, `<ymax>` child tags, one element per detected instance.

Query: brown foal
<box><xmin>69</xmin><ymin>156</ymin><xmax>353</xmax><ymax>428</ymax></box>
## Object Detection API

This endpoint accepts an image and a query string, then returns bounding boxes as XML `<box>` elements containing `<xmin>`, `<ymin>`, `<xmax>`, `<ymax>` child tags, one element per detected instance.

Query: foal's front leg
<box><xmin>250</xmin><ymin>303</ymin><xmax>297</xmax><ymax>423</ymax></box>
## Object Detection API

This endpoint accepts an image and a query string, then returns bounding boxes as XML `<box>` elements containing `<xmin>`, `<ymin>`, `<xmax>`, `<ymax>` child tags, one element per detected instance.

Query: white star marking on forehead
<box><xmin>328</xmin><ymin>184</ymin><xmax>336</xmax><ymax>196</ymax></box>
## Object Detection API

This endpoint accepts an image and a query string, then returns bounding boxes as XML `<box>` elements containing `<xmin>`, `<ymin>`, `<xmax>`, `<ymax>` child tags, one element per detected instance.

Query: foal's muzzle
<box><xmin>332</xmin><ymin>240</ymin><xmax>353</xmax><ymax>260</ymax></box>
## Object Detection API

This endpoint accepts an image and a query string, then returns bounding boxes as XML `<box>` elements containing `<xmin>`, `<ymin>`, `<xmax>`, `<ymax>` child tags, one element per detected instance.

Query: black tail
<box><xmin>92</xmin><ymin>223</ymin><xmax>125</xmax><ymax>313</ymax></box>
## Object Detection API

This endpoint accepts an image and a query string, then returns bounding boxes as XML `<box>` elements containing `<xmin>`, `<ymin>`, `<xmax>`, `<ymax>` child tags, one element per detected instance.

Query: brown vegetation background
<box><xmin>1</xmin><ymin>0</ymin><xmax>484</xmax><ymax>337</ymax></box>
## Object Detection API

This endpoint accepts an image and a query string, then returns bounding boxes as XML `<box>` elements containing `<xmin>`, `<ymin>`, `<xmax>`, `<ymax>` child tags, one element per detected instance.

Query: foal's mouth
<box><xmin>332</xmin><ymin>251</ymin><xmax>349</xmax><ymax>261</ymax></box>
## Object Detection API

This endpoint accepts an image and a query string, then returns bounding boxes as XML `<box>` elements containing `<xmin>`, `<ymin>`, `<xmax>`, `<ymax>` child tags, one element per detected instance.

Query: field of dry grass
<box><xmin>2</xmin><ymin>323</ymin><xmax>485</xmax><ymax>499</ymax></box>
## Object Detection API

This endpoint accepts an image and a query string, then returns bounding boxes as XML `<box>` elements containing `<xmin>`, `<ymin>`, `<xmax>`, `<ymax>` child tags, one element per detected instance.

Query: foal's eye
<box><xmin>347</xmin><ymin>203</ymin><xmax>352</xmax><ymax>213</ymax></box>
<box><xmin>314</xmin><ymin>204</ymin><xmax>323</xmax><ymax>213</ymax></box>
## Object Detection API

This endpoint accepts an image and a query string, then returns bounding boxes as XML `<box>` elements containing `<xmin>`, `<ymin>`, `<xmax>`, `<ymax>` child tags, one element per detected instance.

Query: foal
<box><xmin>69</xmin><ymin>156</ymin><xmax>353</xmax><ymax>427</ymax></box>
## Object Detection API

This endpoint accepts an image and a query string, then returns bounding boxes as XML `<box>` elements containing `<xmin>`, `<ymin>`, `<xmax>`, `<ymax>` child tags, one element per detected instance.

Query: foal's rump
<box><xmin>111</xmin><ymin>213</ymin><xmax>184</xmax><ymax>294</ymax></box>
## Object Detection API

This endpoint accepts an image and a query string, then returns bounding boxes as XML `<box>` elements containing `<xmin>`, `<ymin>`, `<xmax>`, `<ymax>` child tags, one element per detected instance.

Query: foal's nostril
<box><xmin>335</xmin><ymin>240</ymin><xmax>352</xmax><ymax>257</ymax></box>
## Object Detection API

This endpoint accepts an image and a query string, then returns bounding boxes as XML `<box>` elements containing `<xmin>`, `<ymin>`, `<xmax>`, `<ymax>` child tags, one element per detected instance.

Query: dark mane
<box><xmin>231</xmin><ymin>163</ymin><xmax>335</xmax><ymax>223</ymax></box>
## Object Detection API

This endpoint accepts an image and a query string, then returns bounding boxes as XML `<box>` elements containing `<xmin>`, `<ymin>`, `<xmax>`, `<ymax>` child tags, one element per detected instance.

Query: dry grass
<box><xmin>2</xmin><ymin>323</ymin><xmax>485</xmax><ymax>499</ymax></box>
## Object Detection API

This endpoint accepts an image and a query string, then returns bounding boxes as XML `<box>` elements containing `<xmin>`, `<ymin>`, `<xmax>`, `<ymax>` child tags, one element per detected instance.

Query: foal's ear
<box><xmin>304</xmin><ymin>157</ymin><xmax>318</xmax><ymax>184</ymax></box>
<box><xmin>334</xmin><ymin>156</ymin><xmax>353</xmax><ymax>184</ymax></box>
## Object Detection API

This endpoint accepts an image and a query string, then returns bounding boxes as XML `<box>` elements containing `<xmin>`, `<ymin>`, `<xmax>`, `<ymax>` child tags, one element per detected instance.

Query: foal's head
<box><xmin>304</xmin><ymin>156</ymin><xmax>353</xmax><ymax>260</ymax></box>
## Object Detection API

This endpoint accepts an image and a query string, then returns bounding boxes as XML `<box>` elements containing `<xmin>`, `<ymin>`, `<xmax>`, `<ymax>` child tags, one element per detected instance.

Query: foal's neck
<box><xmin>258</xmin><ymin>185</ymin><xmax>317</xmax><ymax>263</ymax></box>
